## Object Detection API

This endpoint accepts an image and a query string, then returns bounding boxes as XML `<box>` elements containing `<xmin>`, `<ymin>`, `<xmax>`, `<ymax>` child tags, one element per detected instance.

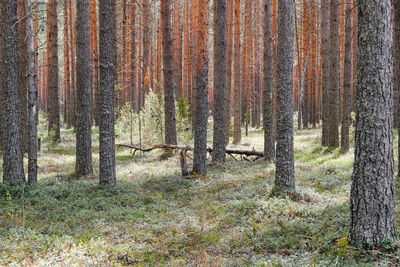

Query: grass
<box><xmin>0</xmin><ymin>119</ymin><xmax>400</xmax><ymax>266</ymax></box>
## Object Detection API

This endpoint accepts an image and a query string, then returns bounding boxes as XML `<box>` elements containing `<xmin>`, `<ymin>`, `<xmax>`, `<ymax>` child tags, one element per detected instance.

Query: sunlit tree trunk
<box><xmin>75</xmin><ymin>0</ymin><xmax>93</xmax><ymax>176</ymax></box>
<box><xmin>350</xmin><ymin>0</ymin><xmax>395</xmax><ymax>247</ymax></box>
<box><xmin>192</xmin><ymin>0</ymin><xmax>209</xmax><ymax>175</ymax></box>
<box><xmin>1</xmin><ymin>0</ymin><xmax>25</xmax><ymax>182</ymax></box>
<box><xmin>274</xmin><ymin>0</ymin><xmax>295</xmax><ymax>192</ymax></box>
<box><xmin>212</xmin><ymin>0</ymin><xmax>227</xmax><ymax>163</ymax></box>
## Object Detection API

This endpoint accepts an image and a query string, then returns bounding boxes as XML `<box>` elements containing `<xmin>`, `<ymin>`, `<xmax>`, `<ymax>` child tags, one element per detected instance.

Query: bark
<box><xmin>212</xmin><ymin>0</ymin><xmax>227</xmax><ymax>163</ymax></box>
<box><xmin>26</xmin><ymin>0</ymin><xmax>38</xmax><ymax>185</ymax></box>
<box><xmin>64</xmin><ymin>0</ymin><xmax>72</xmax><ymax>128</ymax></box>
<box><xmin>47</xmin><ymin>0</ymin><xmax>60</xmax><ymax>142</ymax></box>
<box><xmin>99</xmin><ymin>0</ymin><xmax>116</xmax><ymax>186</ymax></box>
<box><xmin>192</xmin><ymin>0</ymin><xmax>209</xmax><ymax>175</ymax></box>
<box><xmin>161</xmin><ymin>0</ymin><xmax>178</xmax><ymax>146</ymax></box>
<box><xmin>350</xmin><ymin>0</ymin><xmax>396</xmax><ymax>247</ymax></box>
<box><xmin>69</xmin><ymin>0</ymin><xmax>76</xmax><ymax>128</ymax></box>
<box><xmin>173</xmin><ymin>0</ymin><xmax>182</xmax><ymax>99</ymax></box>
<box><xmin>263</xmin><ymin>0</ymin><xmax>275</xmax><ymax>162</ymax></box>
<box><xmin>225</xmin><ymin>0</ymin><xmax>233</xmax><ymax>144</ymax></box>
<box><xmin>327</xmin><ymin>0</ymin><xmax>339</xmax><ymax>147</ymax></box>
<box><xmin>140</xmin><ymin>0</ymin><xmax>150</xmax><ymax>109</ymax></box>
<box><xmin>321</xmin><ymin>0</ymin><xmax>330</xmax><ymax>146</ymax></box>
<box><xmin>130</xmin><ymin>2</ymin><xmax>136</xmax><ymax>110</ymax></box>
<box><xmin>340</xmin><ymin>1</ymin><xmax>352</xmax><ymax>152</ymax></box>
<box><xmin>75</xmin><ymin>0</ymin><xmax>93</xmax><ymax>176</ymax></box>
<box><xmin>90</xmin><ymin>0</ymin><xmax>99</xmax><ymax>125</ymax></box>
<box><xmin>1</xmin><ymin>0</ymin><xmax>25</xmax><ymax>182</ymax></box>
<box><xmin>233</xmin><ymin>0</ymin><xmax>241</xmax><ymax>144</ymax></box>
<box><xmin>18</xmin><ymin>0</ymin><xmax>28</xmax><ymax>153</ymax></box>
<box><xmin>395</xmin><ymin>0</ymin><xmax>400</xmax><ymax>176</ymax></box>
<box><xmin>275</xmin><ymin>0</ymin><xmax>295</xmax><ymax>191</ymax></box>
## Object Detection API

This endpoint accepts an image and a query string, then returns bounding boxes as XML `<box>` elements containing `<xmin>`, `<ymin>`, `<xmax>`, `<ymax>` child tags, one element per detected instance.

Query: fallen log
<box><xmin>117</xmin><ymin>143</ymin><xmax>264</xmax><ymax>158</ymax></box>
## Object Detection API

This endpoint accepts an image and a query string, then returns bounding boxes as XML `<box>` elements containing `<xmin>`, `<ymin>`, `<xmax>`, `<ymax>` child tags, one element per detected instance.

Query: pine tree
<box><xmin>161</xmin><ymin>0</ymin><xmax>178</xmax><ymax>146</ymax></box>
<box><xmin>212</xmin><ymin>0</ymin><xmax>227</xmax><ymax>163</ymax></box>
<box><xmin>99</xmin><ymin>0</ymin><xmax>116</xmax><ymax>186</ymax></box>
<box><xmin>1</xmin><ymin>0</ymin><xmax>25</xmax><ymax>182</ymax></box>
<box><xmin>192</xmin><ymin>0</ymin><xmax>210</xmax><ymax>175</ymax></box>
<box><xmin>274</xmin><ymin>0</ymin><xmax>295</xmax><ymax>192</ymax></box>
<box><xmin>350</xmin><ymin>0</ymin><xmax>396</xmax><ymax>246</ymax></box>
<box><xmin>75</xmin><ymin>0</ymin><xmax>93</xmax><ymax>176</ymax></box>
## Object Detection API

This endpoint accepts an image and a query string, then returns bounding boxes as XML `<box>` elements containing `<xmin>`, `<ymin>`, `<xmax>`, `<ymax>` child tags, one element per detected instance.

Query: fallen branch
<box><xmin>117</xmin><ymin>144</ymin><xmax>264</xmax><ymax>158</ymax></box>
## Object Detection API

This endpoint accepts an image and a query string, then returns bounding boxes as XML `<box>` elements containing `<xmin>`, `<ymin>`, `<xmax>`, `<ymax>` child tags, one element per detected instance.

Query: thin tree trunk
<box><xmin>192</xmin><ymin>0</ymin><xmax>209</xmax><ymax>175</ymax></box>
<box><xmin>212</xmin><ymin>0</ymin><xmax>227</xmax><ymax>163</ymax></box>
<box><xmin>340</xmin><ymin>1</ymin><xmax>352</xmax><ymax>152</ymax></box>
<box><xmin>26</xmin><ymin>0</ymin><xmax>38</xmax><ymax>185</ymax></box>
<box><xmin>99</xmin><ymin>0</ymin><xmax>116</xmax><ymax>186</ymax></box>
<box><xmin>350</xmin><ymin>0</ymin><xmax>395</xmax><ymax>247</ymax></box>
<box><xmin>327</xmin><ymin>0</ymin><xmax>339</xmax><ymax>147</ymax></box>
<box><xmin>47</xmin><ymin>0</ymin><xmax>60</xmax><ymax>142</ymax></box>
<box><xmin>75</xmin><ymin>0</ymin><xmax>93</xmax><ymax>176</ymax></box>
<box><xmin>18</xmin><ymin>0</ymin><xmax>28</xmax><ymax>153</ymax></box>
<box><xmin>263</xmin><ymin>0</ymin><xmax>275</xmax><ymax>162</ymax></box>
<box><xmin>233</xmin><ymin>0</ymin><xmax>241</xmax><ymax>144</ymax></box>
<box><xmin>161</xmin><ymin>0</ymin><xmax>178</xmax><ymax>146</ymax></box>
<box><xmin>321</xmin><ymin>0</ymin><xmax>330</xmax><ymax>146</ymax></box>
<box><xmin>225</xmin><ymin>0</ymin><xmax>233</xmax><ymax>144</ymax></box>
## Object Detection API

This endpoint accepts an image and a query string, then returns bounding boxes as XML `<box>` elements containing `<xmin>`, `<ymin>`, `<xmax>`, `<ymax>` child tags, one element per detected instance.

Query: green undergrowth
<box><xmin>1</xmin><ymin>120</ymin><xmax>400</xmax><ymax>265</ymax></box>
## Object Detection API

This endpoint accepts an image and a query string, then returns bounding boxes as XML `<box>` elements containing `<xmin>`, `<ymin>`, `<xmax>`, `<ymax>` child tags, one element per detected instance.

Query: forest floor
<box><xmin>1</xmin><ymin>118</ymin><xmax>400</xmax><ymax>266</ymax></box>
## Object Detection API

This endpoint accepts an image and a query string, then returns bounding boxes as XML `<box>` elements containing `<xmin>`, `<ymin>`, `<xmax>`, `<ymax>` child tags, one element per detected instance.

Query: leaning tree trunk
<box><xmin>350</xmin><ymin>0</ymin><xmax>396</xmax><ymax>247</ymax></box>
<box><xmin>274</xmin><ymin>0</ymin><xmax>295</xmax><ymax>191</ymax></box>
<box><xmin>340</xmin><ymin>1</ymin><xmax>352</xmax><ymax>152</ymax></box>
<box><xmin>263</xmin><ymin>0</ymin><xmax>275</xmax><ymax>162</ymax></box>
<box><xmin>26</xmin><ymin>0</ymin><xmax>38</xmax><ymax>185</ymax></box>
<box><xmin>75</xmin><ymin>0</ymin><xmax>93</xmax><ymax>176</ymax></box>
<box><xmin>192</xmin><ymin>0</ymin><xmax>209</xmax><ymax>175</ymax></box>
<box><xmin>161</xmin><ymin>0</ymin><xmax>178</xmax><ymax>147</ymax></box>
<box><xmin>212</xmin><ymin>0</ymin><xmax>227</xmax><ymax>163</ymax></box>
<box><xmin>98</xmin><ymin>0</ymin><xmax>116</xmax><ymax>186</ymax></box>
<box><xmin>1</xmin><ymin>0</ymin><xmax>25</xmax><ymax>182</ymax></box>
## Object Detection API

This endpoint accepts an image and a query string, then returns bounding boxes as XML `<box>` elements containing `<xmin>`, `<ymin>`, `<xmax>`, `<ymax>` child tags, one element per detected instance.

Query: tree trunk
<box><xmin>212</xmin><ymin>0</ymin><xmax>227</xmax><ymax>163</ymax></box>
<box><xmin>26</xmin><ymin>0</ymin><xmax>38</xmax><ymax>185</ymax></box>
<box><xmin>75</xmin><ymin>0</ymin><xmax>93</xmax><ymax>176</ymax></box>
<box><xmin>327</xmin><ymin>0</ymin><xmax>339</xmax><ymax>147</ymax></box>
<box><xmin>263</xmin><ymin>0</ymin><xmax>275</xmax><ymax>162</ymax></box>
<box><xmin>99</xmin><ymin>0</ymin><xmax>116</xmax><ymax>186</ymax></box>
<box><xmin>47</xmin><ymin>0</ymin><xmax>60</xmax><ymax>142</ymax></box>
<box><xmin>321</xmin><ymin>0</ymin><xmax>330</xmax><ymax>146</ymax></box>
<box><xmin>192</xmin><ymin>0</ymin><xmax>209</xmax><ymax>175</ymax></box>
<box><xmin>225</xmin><ymin>0</ymin><xmax>233</xmax><ymax>144</ymax></box>
<box><xmin>395</xmin><ymin>0</ymin><xmax>400</xmax><ymax>176</ymax></box>
<box><xmin>340</xmin><ymin>1</ymin><xmax>352</xmax><ymax>152</ymax></box>
<box><xmin>350</xmin><ymin>0</ymin><xmax>396</xmax><ymax>247</ymax></box>
<box><xmin>130</xmin><ymin>3</ymin><xmax>136</xmax><ymax>111</ymax></box>
<box><xmin>141</xmin><ymin>0</ymin><xmax>150</xmax><ymax>109</ymax></box>
<box><xmin>1</xmin><ymin>0</ymin><xmax>25</xmax><ymax>182</ymax></box>
<box><xmin>18</xmin><ymin>0</ymin><xmax>28</xmax><ymax>153</ymax></box>
<box><xmin>161</xmin><ymin>0</ymin><xmax>178</xmax><ymax>146</ymax></box>
<box><xmin>274</xmin><ymin>0</ymin><xmax>295</xmax><ymax>191</ymax></box>
<box><xmin>233</xmin><ymin>0</ymin><xmax>241</xmax><ymax>144</ymax></box>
